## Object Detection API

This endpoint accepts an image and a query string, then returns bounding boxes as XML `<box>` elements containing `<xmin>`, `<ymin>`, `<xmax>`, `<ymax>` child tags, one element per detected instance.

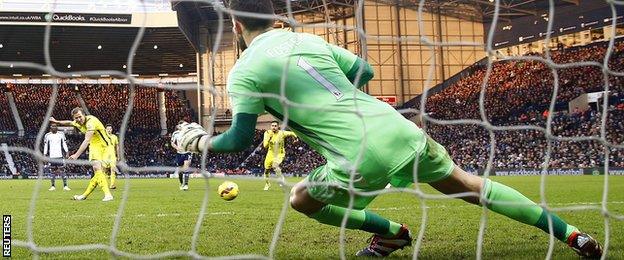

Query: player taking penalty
<box><xmin>174</xmin><ymin>0</ymin><xmax>602</xmax><ymax>257</ymax></box>
<box><xmin>49</xmin><ymin>107</ymin><xmax>114</xmax><ymax>202</ymax></box>
<box><xmin>262</xmin><ymin>121</ymin><xmax>297</xmax><ymax>190</ymax></box>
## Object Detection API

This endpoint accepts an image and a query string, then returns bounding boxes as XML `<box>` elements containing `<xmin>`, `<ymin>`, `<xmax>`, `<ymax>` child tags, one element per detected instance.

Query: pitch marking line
<box><xmin>371</xmin><ymin>201</ymin><xmax>624</xmax><ymax>211</ymax></box>
<box><xmin>65</xmin><ymin>212</ymin><xmax>234</xmax><ymax>218</ymax></box>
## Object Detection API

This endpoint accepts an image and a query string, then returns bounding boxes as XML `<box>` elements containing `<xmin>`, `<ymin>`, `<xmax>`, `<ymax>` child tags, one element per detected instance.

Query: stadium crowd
<box><xmin>2</xmin><ymin>40</ymin><xmax>624</xmax><ymax>177</ymax></box>
<box><xmin>79</xmin><ymin>84</ymin><xmax>158</xmax><ymax>134</ymax></box>
<box><xmin>165</xmin><ymin>89</ymin><xmax>194</xmax><ymax>132</ymax></box>
<box><xmin>421</xmin><ymin>40</ymin><xmax>624</xmax><ymax>172</ymax></box>
<box><xmin>0</xmin><ymin>83</ymin><xmax>197</xmax><ymax>176</ymax></box>
<box><xmin>425</xmin><ymin>41</ymin><xmax>624</xmax><ymax>122</ymax></box>
<box><xmin>11</xmin><ymin>84</ymin><xmax>80</xmax><ymax>133</ymax></box>
<box><xmin>6</xmin><ymin>84</ymin><xmax>195</xmax><ymax>135</ymax></box>
<box><xmin>0</xmin><ymin>127</ymin><xmax>326</xmax><ymax>176</ymax></box>
<box><xmin>430</xmin><ymin>103</ymin><xmax>624</xmax><ymax>173</ymax></box>
<box><xmin>0</xmin><ymin>85</ymin><xmax>16</xmax><ymax>132</ymax></box>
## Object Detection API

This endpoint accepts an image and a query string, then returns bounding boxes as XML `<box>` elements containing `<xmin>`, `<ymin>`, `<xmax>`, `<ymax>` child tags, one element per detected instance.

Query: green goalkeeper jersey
<box><xmin>228</xmin><ymin>29</ymin><xmax>426</xmax><ymax>185</ymax></box>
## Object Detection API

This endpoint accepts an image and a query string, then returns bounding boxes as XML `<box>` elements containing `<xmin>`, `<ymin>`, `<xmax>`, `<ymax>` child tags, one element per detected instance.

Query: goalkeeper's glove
<box><xmin>176</xmin><ymin>122</ymin><xmax>209</xmax><ymax>153</ymax></box>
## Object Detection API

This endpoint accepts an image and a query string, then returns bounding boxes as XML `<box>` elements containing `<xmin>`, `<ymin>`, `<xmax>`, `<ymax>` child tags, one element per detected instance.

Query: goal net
<box><xmin>4</xmin><ymin>0</ymin><xmax>623</xmax><ymax>259</ymax></box>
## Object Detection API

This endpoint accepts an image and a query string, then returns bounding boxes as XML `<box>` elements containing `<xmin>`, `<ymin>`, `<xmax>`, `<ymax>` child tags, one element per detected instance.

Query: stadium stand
<box><xmin>165</xmin><ymin>89</ymin><xmax>194</xmax><ymax>132</ymax></box>
<box><xmin>1</xmin><ymin>83</ymin><xmax>197</xmax><ymax>176</ymax></box>
<box><xmin>424</xmin><ymin>41</ymin><xmax>624</xmax><ymax>122</ymax></box>
<box><xmin>80</xmin><ymin>84</ymin><xmax>160</xmax><ymax>134</ymax></box>
<box><xmin>430</xmin><ymin>104</ymin><xmax>624</xmax><ymax>173</ymax></box>
<box><xmin>12</xmin><ymin>84</ymin><xmax>80</xmax><ymax>133</ymax></box>
<box><xmin>8</xmin><ymin>84</ymin><xmax>195</xmax><ymax>134</ymax></box>
<box><xmin>2</xmin><ymin>40</ymin><xmax>624</xmax><ymax>177</ymax></box>
<box><xmin>0</xmin><ymin>85</ymin><xmax>17</xmax><ymax>132</ymax></box>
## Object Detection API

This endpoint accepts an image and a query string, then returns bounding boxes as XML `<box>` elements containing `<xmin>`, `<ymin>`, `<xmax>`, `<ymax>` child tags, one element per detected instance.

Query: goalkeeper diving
<box><xmin>173</xmin><ymin>0</ymin><xmax>603</xmax><ymax>257</ymax></box>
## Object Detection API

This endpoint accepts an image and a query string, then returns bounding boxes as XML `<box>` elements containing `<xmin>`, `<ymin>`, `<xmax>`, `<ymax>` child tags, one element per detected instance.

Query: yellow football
<box><xmin>217</xmin><ymin>181</ymin><xmax>239</xmax><ymax>201</ymax></box>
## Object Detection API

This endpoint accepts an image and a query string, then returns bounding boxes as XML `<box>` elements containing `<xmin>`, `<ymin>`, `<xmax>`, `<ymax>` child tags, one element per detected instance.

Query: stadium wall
<box><xmin>362</xmin><ymin>1</ymin><xmax>485</xmax><ymax>103</ymax></box>
<box><xmin>192</xmin><ymin>1</ymin><xmax>485</xmax><ymax>127</ymax></box>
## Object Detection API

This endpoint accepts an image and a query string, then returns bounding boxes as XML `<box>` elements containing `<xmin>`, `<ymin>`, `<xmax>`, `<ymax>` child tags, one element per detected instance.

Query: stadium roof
<box><xmin>0</xmin><ymin>1</ymin><xmax>587</xmax><ymax>77</ymax></box>
<box><xmin>171</xmin><ymin>0</ymin><xmax>359</xmax><ymax>24</ymax></box>
<box><xmin>173</xmin><ymin>0</ymin><xmax>582</xmax><ymax>23</ymax></box>
<box><xmin>0</xmin><ymin>25</ymin><xmax>196</xmax><ymax>77</ymax></box>
<box><xmin>394</xmin><ymin>0</ymin><xmax>582</xmax><ymax>23</ymax></box>
<box><xmin>173</xmin><ymin>0</ymin><xmax>587</xmax><ymax>52</ymax></box>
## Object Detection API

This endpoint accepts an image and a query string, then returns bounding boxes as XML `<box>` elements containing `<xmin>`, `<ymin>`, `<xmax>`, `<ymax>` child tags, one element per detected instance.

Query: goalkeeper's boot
<box><xmin>355</xmin><ymin>224</ymin><xmax>412</xmax><ymax>257</ymax></box>
<box><xmin>567</xmin><ymin>231</ymin><xmax>602</xmax><ymax>258</ymax></box>
<box><xmin>72</xmin><ymin>195</ymin><xmax>86</xmax><ymax>201</ymax></box>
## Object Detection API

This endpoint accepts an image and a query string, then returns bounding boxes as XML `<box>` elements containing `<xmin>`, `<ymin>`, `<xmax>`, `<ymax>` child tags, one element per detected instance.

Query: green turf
<box><xmin>1</xmin><ymin>175</ymin><xmax>623</xmax><ymax>259</ymax></box>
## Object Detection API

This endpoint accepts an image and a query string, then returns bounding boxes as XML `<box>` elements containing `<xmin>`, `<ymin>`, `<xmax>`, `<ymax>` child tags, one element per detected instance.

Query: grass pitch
<box><xmin>1</xmin><ymin>175</ymin><xmax>623</xmax><ymax>259</ymax></box>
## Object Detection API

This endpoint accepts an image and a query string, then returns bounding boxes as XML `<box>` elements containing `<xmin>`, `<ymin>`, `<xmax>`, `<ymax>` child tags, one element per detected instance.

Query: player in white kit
<box><xmin>43</xmin><ymin>124</ymin><xmax>70</xmax><ymax>191</ymax></box>
<box><xmin>171</xmin><ymin>120</ymin><xmax>192</xmax><ymax>191</ymax></box>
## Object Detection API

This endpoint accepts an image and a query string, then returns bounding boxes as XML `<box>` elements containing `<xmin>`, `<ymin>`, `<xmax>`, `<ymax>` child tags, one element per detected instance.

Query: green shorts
<box><xmin>305</xmin><ymin>136</ymin><xmax>454</xmax><ymax>210</ymax></box>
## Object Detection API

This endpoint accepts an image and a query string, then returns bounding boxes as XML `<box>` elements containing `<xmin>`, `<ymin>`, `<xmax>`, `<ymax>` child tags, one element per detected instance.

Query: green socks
<box><xmin>483</xmin><ymin>179</ymin><xmax>577</xmax><ymax>242</ymax></box>
<box><xmin>309</xmin><ymin>205</ymin><xmax>402</xmax><ymax>237</ymax></box>
<box><xmin>307</xmin><ymin>179</ymin><xmax>578</xmax><ymax>243</ymax></box>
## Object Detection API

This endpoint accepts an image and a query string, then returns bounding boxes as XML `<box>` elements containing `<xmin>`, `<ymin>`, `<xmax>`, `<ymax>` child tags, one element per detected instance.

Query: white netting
<box><xmin>4</xmin><ymin>0</ymin><xmax>624</xmax><ymax>259</ymax></box>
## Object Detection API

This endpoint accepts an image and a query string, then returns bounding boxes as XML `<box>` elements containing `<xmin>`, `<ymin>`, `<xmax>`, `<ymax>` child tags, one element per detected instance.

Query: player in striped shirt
<box><xmin>43</xmin><ymin>124</ymin><xmax>70</xmax><ymax>191</ymax></box>
<box><xmin>171</xmin><ymin>121</ymin><xmax>192</xmax><ymax>191</ymax></box>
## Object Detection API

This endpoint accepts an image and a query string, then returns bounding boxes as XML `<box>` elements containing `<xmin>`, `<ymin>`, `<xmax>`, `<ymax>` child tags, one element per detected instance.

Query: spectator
<box><xmin>2</xmin><ymin>40</ymin><xmax>624</xmax><ymax>175</ymax></box>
